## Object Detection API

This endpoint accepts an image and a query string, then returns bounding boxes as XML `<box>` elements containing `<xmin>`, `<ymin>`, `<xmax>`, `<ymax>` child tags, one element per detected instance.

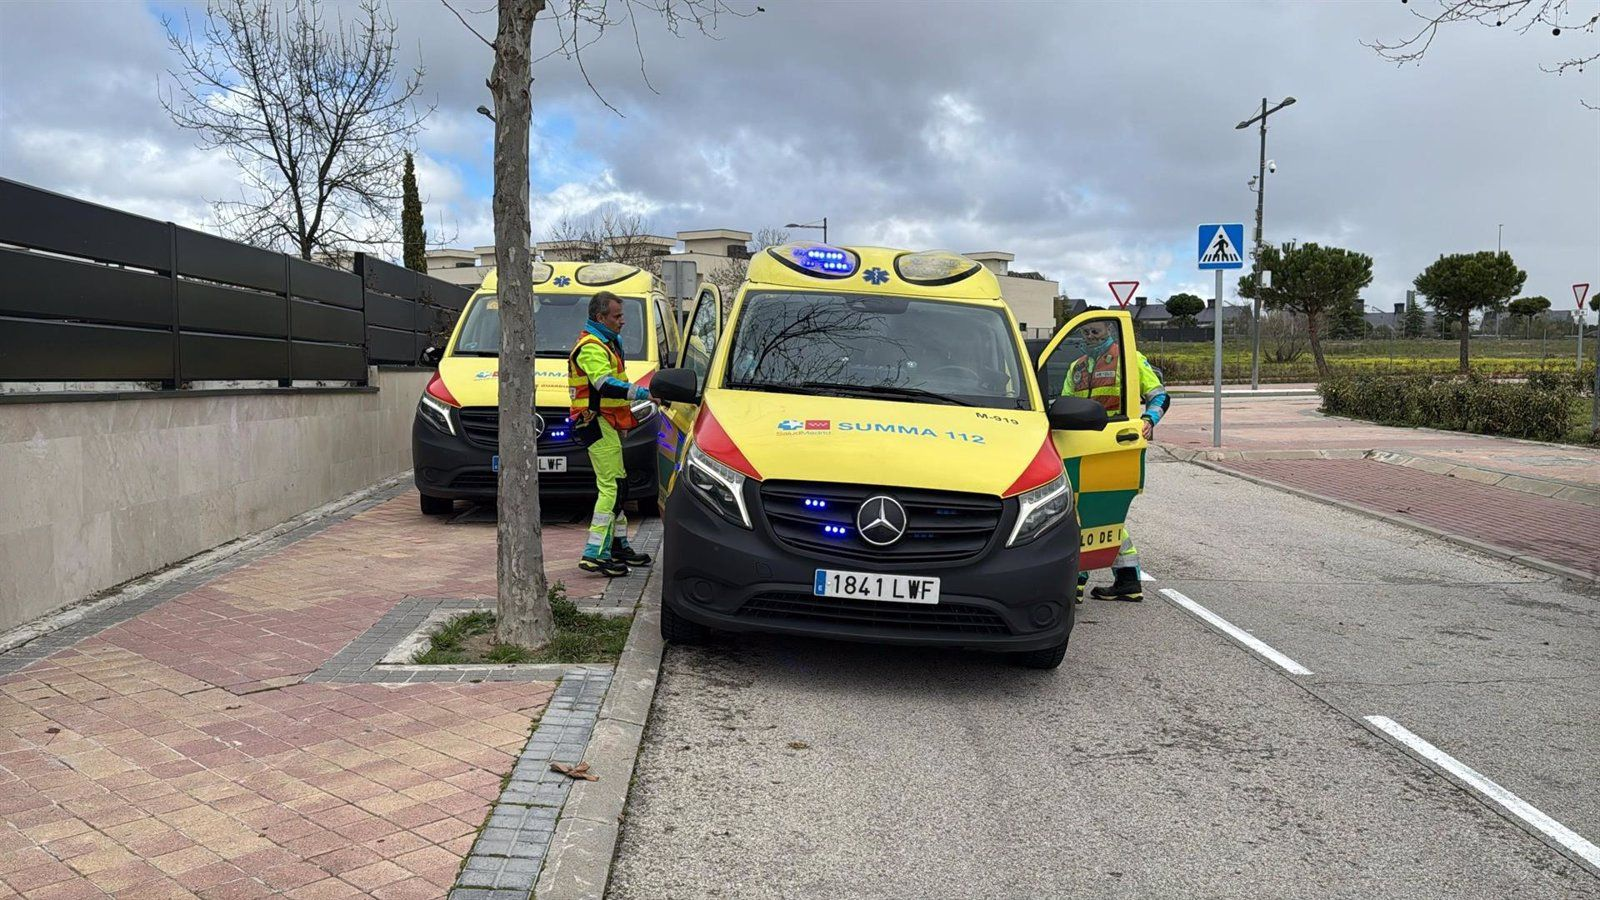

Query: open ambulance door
<box><xmin>1034</xmin><ymin>309</ymin><xmax>1149</xmax><ymax>572</ymax></box>
<box><xmin>656</xmin><ymin>284</ymin><xmax>724</xmax><ymax>508</ymax></box>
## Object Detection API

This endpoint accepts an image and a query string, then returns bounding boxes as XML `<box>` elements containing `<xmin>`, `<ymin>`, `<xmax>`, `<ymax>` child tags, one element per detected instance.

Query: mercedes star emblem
<box><xmin>532</xmin><ymin>413</ymin><xmax>546</xmax><ymax>438</ymax></box>
<box><xmin>856</xmin><ymin>495</ymin><xmax>908</xmax><ymax>546</ymax></box>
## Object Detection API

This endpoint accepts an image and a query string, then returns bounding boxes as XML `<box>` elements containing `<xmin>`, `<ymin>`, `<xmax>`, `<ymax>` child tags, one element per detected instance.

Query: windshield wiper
<box><xmin>798</xmin><ymin>381</ymin><xmax>971</xmax><ymax>407</ymax></box>
<box><xmin>451</xmin><ymin>350</ymin><xmax>499</xmax><ymax>357</ymax></box>
<box><xmin>725</xmin><ymin>380</ymin><xmax>833</xmax><ymax>396</ymax></box>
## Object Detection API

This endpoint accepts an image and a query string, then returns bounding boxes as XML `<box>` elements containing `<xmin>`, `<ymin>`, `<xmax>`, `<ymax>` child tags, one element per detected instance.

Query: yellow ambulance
<box><xmin>647</xmin><ymin>244</ymin><xmax>1147</xmax><ymax>669</ymax></box>
<box><xmin>411</xmin><ymin>261</ymin><xmax>685</xmax><ymax>515</ymax></box>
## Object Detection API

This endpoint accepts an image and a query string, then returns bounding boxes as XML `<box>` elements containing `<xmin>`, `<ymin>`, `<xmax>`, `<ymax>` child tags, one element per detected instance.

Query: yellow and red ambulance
<box><xmin>647</xmin><ymin>243</ymin><xmax>1146</xmax><ymax>669</ymax></box>
<box><xmin>411</xmin><ymin>261</ymin><xmax>683</xmax><ymax>515</ymax></box>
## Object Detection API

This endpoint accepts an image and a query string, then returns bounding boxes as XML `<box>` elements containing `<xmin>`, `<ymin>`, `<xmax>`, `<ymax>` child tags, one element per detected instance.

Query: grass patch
<box><xmin>413</xmin><ymin>583</ymin><xmax>632</xmax><ymax>665</ymax></box>
<box><xmin>1139</xmin><ymin>337</ymin><xmax>1596</xmax><ymax>385</ymax></box>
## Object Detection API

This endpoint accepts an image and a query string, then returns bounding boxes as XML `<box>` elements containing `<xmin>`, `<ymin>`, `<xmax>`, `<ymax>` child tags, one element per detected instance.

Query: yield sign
<box><xmin>1575</xmin><ymin>283</ymin><xmax>1590</xmax><ymax>310</ymax></box>
<box><xmin>1108</xmin><ymin>281</ymin><xmax>1139</xmax><ymax>309</ymax></box>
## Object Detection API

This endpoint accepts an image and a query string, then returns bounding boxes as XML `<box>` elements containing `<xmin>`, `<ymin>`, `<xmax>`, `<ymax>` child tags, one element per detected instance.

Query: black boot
<box><xmin>611</xmin><ymin>541</ymin><xmax>652</xmax><ymax>567</ymax></box>
<box><xmin>1075</xmin><ymin>572</ymin><xmax>1090</xmax><ymax>605</ymax></box>
<box><xmin>1091</xmin><ymin>568</ymin><xmax>1143</xmax><ymax>602</ymax></box>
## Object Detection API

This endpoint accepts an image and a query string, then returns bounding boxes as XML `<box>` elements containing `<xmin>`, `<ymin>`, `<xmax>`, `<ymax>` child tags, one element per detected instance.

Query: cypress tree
<box><xmin>402</xmin><ymin>152</ymin><xmax>426</xmax><ymax>272</ymax></box>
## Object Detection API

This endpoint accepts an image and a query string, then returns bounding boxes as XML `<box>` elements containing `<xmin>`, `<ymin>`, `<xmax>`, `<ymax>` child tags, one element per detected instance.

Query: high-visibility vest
<box><xmin>1065</xmin><ymin>346</ymin><xmax>1123</xmax><ymax>413</ymax></box>
<box><xmin>567</xmin><ymin>333</ymin><xmax>640</xmax><ymax>431</ymax></box>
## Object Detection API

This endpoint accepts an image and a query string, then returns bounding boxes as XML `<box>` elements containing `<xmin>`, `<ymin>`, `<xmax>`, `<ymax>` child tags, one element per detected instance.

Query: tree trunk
<box><xmin>491</xmin><ymin>0</ymin><xmax>553</xmax><ymax>649</ymax></box>
<box><xmin>1459</xmin><ymin>310</ymin><xmax>1471</xmax><ymax>374</ymax></box>
<box><xmin>1307</xmin><ymin>310</ymin><xmax>1328</xmax><ymax>378</ymax></box>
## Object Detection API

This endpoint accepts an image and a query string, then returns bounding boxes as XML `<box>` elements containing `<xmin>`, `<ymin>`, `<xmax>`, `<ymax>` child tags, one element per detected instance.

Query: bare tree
<box><xmin>1366</xmin><ymin>0</ymin><xmax>1600</xmax><ymax>108</ymax></box>
<box><xmin>490</xmin><ymin>0</ymin><xmax>552</xmax><ymax>648</ymax></box>
<box><xmin>162</xmin><ymin>0</ymin><xmax>430</xmax><ymax>259</ymax></box>
<box><xmin>545</xmin><ymin>216</ymin><xmax>605</xmax><ymax>261</ymax></box>
<box><xmin>709</xmin><ymin>226</ymin><xmax>790</xmax><ymax>312</ymax></box>
<box><xmin>458</xmin><ymin>0</ymin><xmax>756</xmax><ymax>649</ymax></box>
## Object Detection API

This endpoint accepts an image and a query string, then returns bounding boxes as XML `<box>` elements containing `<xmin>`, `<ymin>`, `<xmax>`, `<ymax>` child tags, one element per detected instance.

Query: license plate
<box><xmin>490</xmin><ymin>456</ymin><xmax>568</xmax><ymax>473</ymax></box>
<box><xmin>813</xmin><ymin>569</ymin><xmax>940</xmax><ymax>605</ymax></box>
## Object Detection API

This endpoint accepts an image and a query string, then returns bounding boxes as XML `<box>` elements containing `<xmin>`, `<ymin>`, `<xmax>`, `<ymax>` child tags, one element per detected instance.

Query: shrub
<box><xmin>1319</xmin><ymin>373</ymin><xmax>1571</xmax><ymax>441</ymax></box>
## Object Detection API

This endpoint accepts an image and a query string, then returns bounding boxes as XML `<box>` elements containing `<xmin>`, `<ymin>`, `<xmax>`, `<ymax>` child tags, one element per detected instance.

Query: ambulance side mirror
<box><xmin>650</xmin><ymin>367</ymin><xmax>700</xmax><ymax>404</ymax></box>
<box><xmin>419</xmin><ymin>346</ymin><xmax>444</xmax><ymax>367</ymax></box>
<box><xmin>1048</xmin><ymin>396</ymin><xmax>1108</xmax><ymax>431</ymax></box>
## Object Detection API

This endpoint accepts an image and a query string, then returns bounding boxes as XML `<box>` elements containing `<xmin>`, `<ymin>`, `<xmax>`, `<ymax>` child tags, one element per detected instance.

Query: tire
<box><xmin>419</xmin><ymin>493</ymin><xmax>454</xmax><ymax>516</ymax></box>
<box><xmin>1009</xmin><ymin>638</ymin><xmax>1069</xmax><ymax>670</ymax></box>
<box><xmin>660</xmin><ymin>600</ymin><xmax>713</xmax><ymax>645</ymax></box>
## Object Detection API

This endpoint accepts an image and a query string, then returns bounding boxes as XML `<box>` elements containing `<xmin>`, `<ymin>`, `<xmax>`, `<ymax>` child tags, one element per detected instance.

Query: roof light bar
<box><xmin>894</xmin><ymin>250</ymin><xmax>982</xmax><ymax>286</ymax></box>
<box><xmin>768</xmin><ymin>243</ymin><xmax>860</xmax><ymax>279</ymax></box>
<box><xmin>575</xmin><ymin>262</ymin><xmax>641</xmax><ymax>286</ymax></box>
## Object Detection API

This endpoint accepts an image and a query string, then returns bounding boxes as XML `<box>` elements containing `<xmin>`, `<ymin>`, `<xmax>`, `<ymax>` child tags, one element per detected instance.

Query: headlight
<box><xmin>631</xmin><ymin>398</ymin><xmax>658</xmax><ymax>424</ymax></box>
<box><xmin>683</xmin><ymin>442</ymin><xmax>751</xmax><ymax>529</ymax></box>
<box><xmin>1007</xmin><ymin>472</ymin><xmax>1074</xmax><ymax>547</ymax></box>
<box><xmin>418</xmin><ymin>394</ymin><xmax>456</xmax><ymax>436</ymax></box>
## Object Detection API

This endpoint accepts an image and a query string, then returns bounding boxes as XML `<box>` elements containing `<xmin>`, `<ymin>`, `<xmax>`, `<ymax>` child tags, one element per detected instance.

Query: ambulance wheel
<box><xmin>1008</xmin><ymin>638</ymin><xmax>1069</xmax><ymax>670</ymax></box>
<box><xmin>419</xmin><ymin>493</ymin><xmax>454</xmax><ymax>516</ymax></box>
<box><xmin>660</xmin><ymin>601</ymin><xmax>713</xmax><ymax>645</ymax></box>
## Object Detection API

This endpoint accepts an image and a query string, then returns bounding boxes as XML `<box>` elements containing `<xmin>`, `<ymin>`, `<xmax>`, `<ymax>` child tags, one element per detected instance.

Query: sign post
<box><xmin>1108</xmin><ymin>281</ymin><xmax>1139</xmax><ymax>309</ymax></box>
<box><xmin>1578</xmin><ymin>283</ymin><xmax>1595</xmax><ymax>435</ymax></box>
<box><xmin>660</xmin><ymin>258</ymin><xmax>698</xmax><ymax>322</ymax></box>
<box><xmin>1198</xmin><ymin>224</ymin><xmax>1245</xmax><ymax>448</ymax></box>
<box><xmin>1575</xmin><ymin>283</ymin><xmax>1590</xmax><ymax>374</ymax></box>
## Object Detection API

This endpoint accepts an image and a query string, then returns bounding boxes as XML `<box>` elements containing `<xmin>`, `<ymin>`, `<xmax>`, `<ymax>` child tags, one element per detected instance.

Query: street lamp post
<box><xmin>1236</xmin><ymin>96</ymin><xmax>1296</xmax><ymax>391</ymax></box>
<box><xmin>784</xmin><ymin>217</ymin><xmax>828</xmax><ymax>244</ymax></box>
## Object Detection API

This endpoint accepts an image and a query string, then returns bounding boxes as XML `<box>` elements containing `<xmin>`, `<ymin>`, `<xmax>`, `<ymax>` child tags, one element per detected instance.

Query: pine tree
<box><xmin>401</xmin><ymin>152</ymin><xmax>426</xmax><ymax>273</ymax></box>
<box><xmin>1329</xmin><ymin>296</ymin><xmax>1367</xmax><ymax>339</ymax></box>
<box><xmin>1402</xmin><ymin>294</ymin><xmax>1426</xmax><ymax>338</ymax></box>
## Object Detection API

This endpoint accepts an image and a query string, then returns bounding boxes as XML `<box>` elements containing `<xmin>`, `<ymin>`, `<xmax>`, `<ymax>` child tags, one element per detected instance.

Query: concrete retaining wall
<box><xmin>0</xmin><ymin>369</ymin><xmax>430</xmax><ymax>633</ymax></box>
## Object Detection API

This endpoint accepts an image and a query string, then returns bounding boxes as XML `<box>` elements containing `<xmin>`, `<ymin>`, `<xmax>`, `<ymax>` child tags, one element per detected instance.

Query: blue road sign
<box><xmin>1197</xmin><ymin>223</ymin><xmax>1246</xmax><ymax>270</ymax></box>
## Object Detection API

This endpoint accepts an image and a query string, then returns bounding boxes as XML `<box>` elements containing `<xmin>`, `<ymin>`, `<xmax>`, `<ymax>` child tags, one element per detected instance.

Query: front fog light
<box><xmin>1007</xmin><ymin>472</ymin><xmax>1073</xmax><ymax>547</ymax></box>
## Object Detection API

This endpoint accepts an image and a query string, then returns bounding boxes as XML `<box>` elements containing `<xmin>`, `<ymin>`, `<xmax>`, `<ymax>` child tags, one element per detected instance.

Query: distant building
<box><xmin>1363</xmin><ymin>300</ymin><xmax>1437</xmax><ymax>332</ymax></box>
<box><xmin>961</xmin><ymin>251</ymin><xmax>1060</xmax><ymax>334</ymax></box>
<box><xmin>425</xmin><ymin>232</ymin><xmax>1064</xmax><ymax>330</ymax></box>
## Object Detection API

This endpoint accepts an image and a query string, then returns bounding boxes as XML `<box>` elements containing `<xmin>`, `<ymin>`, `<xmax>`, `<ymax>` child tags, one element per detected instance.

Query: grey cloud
<box><xmin>3</xmin><ymin>0</ymin><xmax>1594</xmax><ymax>307</ymax></box>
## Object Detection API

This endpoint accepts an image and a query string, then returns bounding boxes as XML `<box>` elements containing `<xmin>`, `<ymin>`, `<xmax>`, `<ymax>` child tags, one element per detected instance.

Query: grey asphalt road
<box><xmin>608</xmin><ymin>458</ymin><xmax>1600</xmax><ymax>899</ymax></box>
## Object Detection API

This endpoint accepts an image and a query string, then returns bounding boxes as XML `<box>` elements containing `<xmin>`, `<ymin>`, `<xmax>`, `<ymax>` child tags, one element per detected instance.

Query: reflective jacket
<box><xmin>568</xmin><ymin>327</ymin><xmax>644</xmax><ymax>431</ymax></box>
<box><xmin>1064</xmin><ymin>348</ymin><xmax>1170</xmax><ymax>424</ymax></box>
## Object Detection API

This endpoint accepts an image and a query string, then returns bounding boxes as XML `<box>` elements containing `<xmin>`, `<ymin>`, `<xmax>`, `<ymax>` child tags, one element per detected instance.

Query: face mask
<box><xmin>1080</xmin><ymin>333</ymin><xmax>1113</xmax><ymax>356</ymax></box>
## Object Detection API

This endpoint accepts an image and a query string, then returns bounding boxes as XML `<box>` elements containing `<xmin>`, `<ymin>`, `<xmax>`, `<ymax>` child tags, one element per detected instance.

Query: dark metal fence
<box><xmin>0</xmin><ymin>178</ymin><xmax>472</xmax><ymax>385</ymax></box>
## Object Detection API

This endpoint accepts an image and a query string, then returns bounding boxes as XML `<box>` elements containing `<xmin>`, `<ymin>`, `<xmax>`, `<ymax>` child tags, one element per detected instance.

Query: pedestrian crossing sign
<box><xmin>1197</xmin><ymin>223</ymin><xmax>1245</xmax><ymax>270</ymax></box>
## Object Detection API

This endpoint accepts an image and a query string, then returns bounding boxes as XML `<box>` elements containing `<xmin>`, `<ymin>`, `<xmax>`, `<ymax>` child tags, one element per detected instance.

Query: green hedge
<box><xmin>1319</xmin><ymin>373</ymin><xmax>1573</xmax><ymax>442</ymax></box>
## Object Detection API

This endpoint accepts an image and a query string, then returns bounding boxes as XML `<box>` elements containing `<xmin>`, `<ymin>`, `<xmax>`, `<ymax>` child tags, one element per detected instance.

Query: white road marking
<box><xmin>1364</xmin><ymin>715</ymin><xmax>1600</xmax><ymax>870</ymax></box>
<box><xmin>1158</xmin><ymin>588</ymin><xmax>1313</xmax><ymax>676</ymax></box>
<box><xmin>1139</xmin><ymin>571</ymin><xmax>1155</xmax><ymax>582</ymax></box>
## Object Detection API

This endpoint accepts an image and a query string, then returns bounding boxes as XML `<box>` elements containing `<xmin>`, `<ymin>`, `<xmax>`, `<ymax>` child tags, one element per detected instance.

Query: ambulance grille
<box><xmin>456</xmin><ymin>407</ymin><xmax>578</xmax><ymax>451</ymax></box>
<box><xmin>738</xmin><ymin>592</ymin><xmax>1009</xmax><ymax>635</ymax></box>
<box><xmin>759</xmin><ymin>481</ymin><xmax>1003</xmax><ymax>564</ymax></box>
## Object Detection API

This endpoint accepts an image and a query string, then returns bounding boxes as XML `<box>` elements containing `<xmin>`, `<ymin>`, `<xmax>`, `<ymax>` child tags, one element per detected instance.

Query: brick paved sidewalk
<box><xmin>1218</xmin><ymin>459</ymin><xmax>1600</xmax><ymax>579</ymax></box>
<box><xmin>0</xmin><ymin>489</ymin><xmax>633</xmax><ymax>898</ymax></box>
<box><xmin>1160</xmin><ymin>395</ymin><xmax>1600</xmax><ymax>490</ymax></box>
<box><xmin>1156</xmin><ymin>395</ymin><xmax>1600</xmax><ymax>580</ymax></box>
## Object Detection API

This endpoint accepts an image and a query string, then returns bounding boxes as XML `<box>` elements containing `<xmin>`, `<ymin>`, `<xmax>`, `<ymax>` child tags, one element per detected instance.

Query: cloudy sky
<box><xmin>2</xmin><ymin>0</ymin><xmax>1596</xmax><ymax>312</ymax></box>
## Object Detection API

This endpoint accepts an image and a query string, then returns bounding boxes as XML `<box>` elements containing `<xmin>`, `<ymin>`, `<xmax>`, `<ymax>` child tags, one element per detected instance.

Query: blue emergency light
<box><xmin>783</xmin><ymin>244</ymin><xmax>859</xmax><ymax>278</ymax></box>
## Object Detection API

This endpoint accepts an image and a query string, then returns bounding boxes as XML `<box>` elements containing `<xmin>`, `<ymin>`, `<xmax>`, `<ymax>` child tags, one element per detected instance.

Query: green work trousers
<box><xmin>583</xmin><ymin>420</ymin><xmax>628</xmax><ymax>560</ymax></box>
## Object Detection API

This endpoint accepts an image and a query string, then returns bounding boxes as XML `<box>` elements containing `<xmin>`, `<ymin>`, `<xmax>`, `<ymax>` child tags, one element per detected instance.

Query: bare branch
<box><xmin>162</xmin><ymin>0</ymin><xmax>429</xmax><ymax>258</ymax></box>
<box><xmin>441</xmin><ymin>0</ymin><xmax>495</xmax><ymax>49</ymax></box>
<box><xmin>1364</xmin><ymin>0</ymin><xmax>1600</xmax><ymax>106</ymax></box>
